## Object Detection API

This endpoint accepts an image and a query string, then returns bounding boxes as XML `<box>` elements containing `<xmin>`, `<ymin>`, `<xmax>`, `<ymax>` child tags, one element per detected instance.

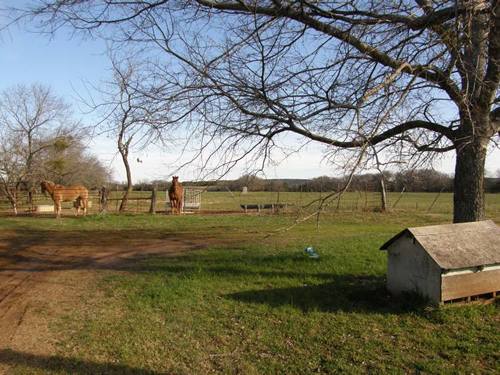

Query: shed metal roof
<box><xmin>380</xmin><ymin>220</ymin><xmax>500</xmax><ymax>270</ymax></box>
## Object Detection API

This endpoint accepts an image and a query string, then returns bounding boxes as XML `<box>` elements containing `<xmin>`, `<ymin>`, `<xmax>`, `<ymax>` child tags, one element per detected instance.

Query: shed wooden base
<box><xmin>441</xmin><ymin>290</ymin><xmax>498</xmax><ymax>306</ymax></box>
<box><xmin>441</xmin><ymin>269</ymin><xmax>500</xmax><ymax>302</ymax></box>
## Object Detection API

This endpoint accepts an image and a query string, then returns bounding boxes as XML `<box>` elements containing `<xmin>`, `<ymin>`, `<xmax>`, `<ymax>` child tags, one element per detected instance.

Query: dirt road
<box><xmin>0</xmin><ymin>227</ymin><xmax>208</xmax><ymax>373</ymax></box>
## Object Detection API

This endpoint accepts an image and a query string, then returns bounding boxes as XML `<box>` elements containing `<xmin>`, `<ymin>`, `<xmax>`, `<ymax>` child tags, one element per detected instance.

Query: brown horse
<box><xmin>168</xmin><ymin>176</ymin><xmax>184</xmax><ymax>214</ymax></box>
<box><xmin>40</xmin><ymin>180</ymin><xmax>89</xmax><ymax>218</ymax></box>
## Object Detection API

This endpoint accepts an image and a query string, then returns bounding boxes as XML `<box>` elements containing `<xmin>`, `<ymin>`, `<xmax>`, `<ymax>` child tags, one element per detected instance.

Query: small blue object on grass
<box><xmin>304</xmin><ymin>246</ymin><xmax>320</xmax><ymax>259</ymax></box>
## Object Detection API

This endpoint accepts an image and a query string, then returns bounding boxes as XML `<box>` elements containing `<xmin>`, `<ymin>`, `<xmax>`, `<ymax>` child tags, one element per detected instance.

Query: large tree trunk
<box><xmin>453</xmin><ymin>137</ymin><xmax>488</xmax><ymax>223</ymax></box>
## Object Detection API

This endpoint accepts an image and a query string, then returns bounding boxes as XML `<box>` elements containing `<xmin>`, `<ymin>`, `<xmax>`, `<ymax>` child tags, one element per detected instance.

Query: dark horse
<box><xmin>40</xmin><ymin>180</ymin><xmax>89</xmax><ymax>218</ymax></box>
<box><xmin>168</xmin><ymin>176</ymin><xmax>184</xmax><ymax>215</ymax></box>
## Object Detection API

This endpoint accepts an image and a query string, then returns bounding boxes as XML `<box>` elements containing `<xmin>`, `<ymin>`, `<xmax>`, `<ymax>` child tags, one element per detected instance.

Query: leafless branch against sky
<box><xmin>3</xmin><ymin>0</ymin><xmax>500</xmax><ymax>221</ymax></box>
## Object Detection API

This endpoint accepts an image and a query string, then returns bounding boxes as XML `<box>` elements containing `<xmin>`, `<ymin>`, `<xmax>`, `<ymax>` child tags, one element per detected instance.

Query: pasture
<box><xmin>0</xmin><ymin>196</ymin><xmax>498</xmax><ymax>374</ymax></box>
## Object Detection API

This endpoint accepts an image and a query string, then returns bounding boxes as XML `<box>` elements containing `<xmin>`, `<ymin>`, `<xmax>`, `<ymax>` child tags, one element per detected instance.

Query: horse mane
<box><xmin>170</xmin><ymin>176</ymin><xmax>183</xmax><ymax>190</ymax></box>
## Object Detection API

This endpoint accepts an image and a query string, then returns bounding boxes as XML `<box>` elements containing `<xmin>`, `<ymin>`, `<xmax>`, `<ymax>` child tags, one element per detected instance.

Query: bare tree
<box><xmin>0</xmin><ymin>83</ymin><xmax>78</xmax><ymax>212</ymax></box>
<box><xmin>113</xmin><ymin>62</ymin><xmax>143</xmax><ymax>212</ymax></box>
<box><xmin>13</xmin><ymin>0</ymin><xmax>500</xmax><ymax>222</ymax></box>
<box><xmin>89</xmin><ymin>57</ymin><xmax>172</xmax><ymax>212</ymax></box>
<box><xmin>0</xmin><ymin>134</ymin><xmax>24</xmax><ymax>214</ymax></box>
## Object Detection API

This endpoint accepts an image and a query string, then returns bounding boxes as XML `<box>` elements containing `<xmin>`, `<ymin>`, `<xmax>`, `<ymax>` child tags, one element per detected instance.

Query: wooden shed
<box><xmin>380</xmin><ymin>220</ymin><xmax>500</xmax><ymax>304</ymax></box>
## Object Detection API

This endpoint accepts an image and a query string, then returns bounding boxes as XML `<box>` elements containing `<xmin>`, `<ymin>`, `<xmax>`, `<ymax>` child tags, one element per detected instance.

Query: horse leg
<box><xmin>83</xmin><ymin>198</ymin><xmax>88</xmax><ymax>216</ymax></box>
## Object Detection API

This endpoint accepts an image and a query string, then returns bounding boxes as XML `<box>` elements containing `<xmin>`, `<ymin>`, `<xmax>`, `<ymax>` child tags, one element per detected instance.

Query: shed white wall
<box><xmin>386</xmin><ymin>236</ymin><xmax>441</xmax><ymax>303</ymax></box>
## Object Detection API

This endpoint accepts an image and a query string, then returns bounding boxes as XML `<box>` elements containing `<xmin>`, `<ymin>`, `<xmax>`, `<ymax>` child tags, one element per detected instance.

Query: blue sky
<box><xmin>1</xmin><ymin>6</ymin><xmax>499</xmax><ymax>182</ymax></box>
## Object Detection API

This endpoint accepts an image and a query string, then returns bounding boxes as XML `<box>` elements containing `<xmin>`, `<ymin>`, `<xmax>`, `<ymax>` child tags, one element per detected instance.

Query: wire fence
<box><xmin>2</xmin><ymin>189</ymin><xmax>499</xmax><ymax>216</ymax></box>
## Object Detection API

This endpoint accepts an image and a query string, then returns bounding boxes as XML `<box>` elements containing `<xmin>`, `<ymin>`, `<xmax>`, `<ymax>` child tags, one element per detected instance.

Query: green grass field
<box><xmin>0</xmin><ymin>206</ymin><xmax>498</xmax><ymax>374</ymax></box>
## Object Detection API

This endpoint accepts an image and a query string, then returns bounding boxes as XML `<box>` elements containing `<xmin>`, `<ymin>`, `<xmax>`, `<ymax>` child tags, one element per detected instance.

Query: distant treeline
<box><xmin>110</xmin><ymin>169</ymin><xmax>500</xmax><ymax>193</ymax></box>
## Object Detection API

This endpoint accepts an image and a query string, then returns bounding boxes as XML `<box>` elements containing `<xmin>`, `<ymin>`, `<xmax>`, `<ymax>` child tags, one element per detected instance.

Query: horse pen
<box><xmin>1</xmin><ymin>189</ymin><xmax>500</xmax><ymax>217</ymax></box>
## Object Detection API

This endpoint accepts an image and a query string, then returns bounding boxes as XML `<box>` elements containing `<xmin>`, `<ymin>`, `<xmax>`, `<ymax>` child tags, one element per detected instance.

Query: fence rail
<box><xmin>1</xmin><ymin>190</ymin><xmax>499</xmax><ymax>216</ymax></box>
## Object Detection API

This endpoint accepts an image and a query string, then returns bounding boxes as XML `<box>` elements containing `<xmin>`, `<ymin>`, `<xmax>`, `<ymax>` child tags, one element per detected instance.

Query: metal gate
<box><xmin>166</xmin><ymin>186</ymin><xmax>206</xmax><ymax>211</ymax></box>
<box><xmin>182</xmin><ymin>186</ymin><xmax>205</xmax><ymax>211</ymax></box>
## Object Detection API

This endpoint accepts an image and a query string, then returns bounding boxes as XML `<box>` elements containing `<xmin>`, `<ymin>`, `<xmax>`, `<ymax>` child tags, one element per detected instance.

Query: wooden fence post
<box><xmin>28</xmin><ymin>189</ymin><xmax>34</xmax><ymax>212</ymax></box>
<box><xmin>100</xmin><ymin>187</ymin><xmax>108</xmax><ymax>213</ymax></box>
<box><xmin>380</xmin><ymin>177</ymin><xmax>388</xmax><ymax>212</ymax></box>
<box><xmin>149</xmin><ymin>188</ymin><xmax>157</xmax><ymax>214</ymax></box>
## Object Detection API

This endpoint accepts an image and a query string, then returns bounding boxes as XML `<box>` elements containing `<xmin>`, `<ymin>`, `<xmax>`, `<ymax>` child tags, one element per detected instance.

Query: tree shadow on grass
<box><xmin>0</xmin><ymin>227</ymin><xmax>337</xmax><ymax>281</ymax></box>
<box><xmin>0</xmin><ymin>225</ymin><xmax>427</xmax><ymax>315</ymax></box>
<box><xmin>131</xmin><ymin>252</ymin><xmax>337</xmax><ymax>280</ymax></box>
<box><xmin>225</xmin><ymin>275</ymin><xmax>428</xmax><ymax>314</ymax></box>
<box><xmin>136</xmin><ymin>255</ymin><xmax>428</xmax><ymax>314</ymax></box>
<box><xmin>0</xmin><ymin>349</ymin><xmax>162</xmax><ymax>374</ymax></box>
